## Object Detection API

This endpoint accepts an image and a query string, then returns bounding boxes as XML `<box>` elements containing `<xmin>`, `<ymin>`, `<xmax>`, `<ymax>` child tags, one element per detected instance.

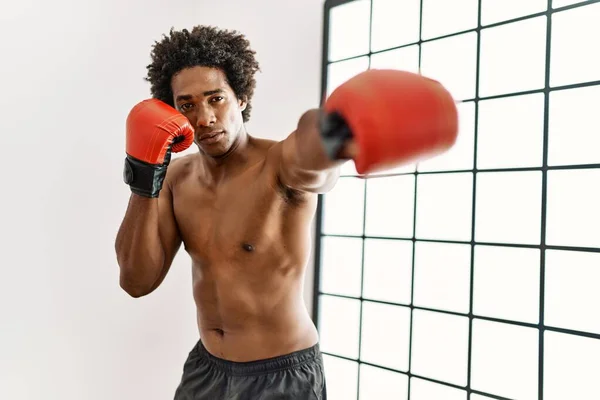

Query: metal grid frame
<box><xmin>312</xmin><ymin>0</ymin><xmax>600</xmax><ymax>399</ymax></box>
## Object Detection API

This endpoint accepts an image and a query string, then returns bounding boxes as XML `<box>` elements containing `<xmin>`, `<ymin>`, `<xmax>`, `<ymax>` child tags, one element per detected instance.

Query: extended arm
<box><xmin>277</xmin><ymin>108</ymin><xmax>355</xmax><ymax>193</ymax></box>
<box><xmin>278</xmin><ymin>69</ymin><xmax>459</xmax><ymax>190</ymax></box>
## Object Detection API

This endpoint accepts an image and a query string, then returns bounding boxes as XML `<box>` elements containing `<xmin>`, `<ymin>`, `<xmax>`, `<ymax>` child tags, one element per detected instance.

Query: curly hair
<box><xmin>145</xmin><ymin>26</ymin><xmax>260</xmax><ymax>122</ymax></box>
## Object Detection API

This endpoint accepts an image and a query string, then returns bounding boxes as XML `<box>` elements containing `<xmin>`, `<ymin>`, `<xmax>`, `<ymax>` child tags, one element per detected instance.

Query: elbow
<box><xmin>118</xmin><ymin>265</ymin><xmax>154</xmax><ymax>298</ymax></box>
<box><xmin>120</xmin><ymin>277</ymin><xmax>153</xmax><ymax>298</ymax></box>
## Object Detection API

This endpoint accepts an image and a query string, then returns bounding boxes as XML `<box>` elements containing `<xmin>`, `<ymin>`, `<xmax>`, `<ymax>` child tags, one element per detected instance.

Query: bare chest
<box><xmin>172</xmin><ymin>171</ymin><xmax>312</xmax><ymax>266</ymax></box>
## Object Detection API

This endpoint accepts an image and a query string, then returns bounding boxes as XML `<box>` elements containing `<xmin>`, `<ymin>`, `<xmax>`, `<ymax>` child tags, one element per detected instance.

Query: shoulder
<box><xmin>165</xmin><ymin>153</ymin><xmax>195</xmax><ymax>189</ymax></box>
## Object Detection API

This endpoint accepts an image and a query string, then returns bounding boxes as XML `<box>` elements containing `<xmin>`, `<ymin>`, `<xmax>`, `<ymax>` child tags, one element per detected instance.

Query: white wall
<box><xmin>0</xmin><ymin>0</ymin><xmax>323</xmax><ymax>399</ymax></box>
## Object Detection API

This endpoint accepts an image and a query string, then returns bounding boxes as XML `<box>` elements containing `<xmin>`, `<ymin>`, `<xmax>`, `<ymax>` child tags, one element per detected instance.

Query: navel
<box><xmin>241</xmin><ymin>243</ymin><xmax>255</xmax><ymax>252</ymax></box>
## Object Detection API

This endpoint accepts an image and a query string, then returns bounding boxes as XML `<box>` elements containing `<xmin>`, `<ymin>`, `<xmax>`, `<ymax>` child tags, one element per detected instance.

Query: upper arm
<box><xmin>151</xmin><ymin>160</ymin><xmax>183</xmax><ymax>288</ymax></box>
<box><xmin>273</xmin><ymin>109</ymin><xmax>342</xmax><ymax>194</ymax></box>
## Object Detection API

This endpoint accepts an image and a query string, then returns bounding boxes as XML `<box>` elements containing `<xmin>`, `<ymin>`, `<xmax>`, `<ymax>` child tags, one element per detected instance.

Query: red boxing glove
<box><xmin>123</xmin><ymin>99</ymin><xmax>194</xmax><ymax>197</ymax></box>
<box><xmin>321</xmin><ymin>69</ymin><xmax>458</xmax><ymax>175</ymax></box>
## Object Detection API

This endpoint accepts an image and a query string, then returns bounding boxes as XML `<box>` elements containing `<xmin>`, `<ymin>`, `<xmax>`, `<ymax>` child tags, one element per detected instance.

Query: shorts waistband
<box><xmin>194</xmin><ymin>340</ymin><xmax>322</xmax><ymax>376</ymax></box>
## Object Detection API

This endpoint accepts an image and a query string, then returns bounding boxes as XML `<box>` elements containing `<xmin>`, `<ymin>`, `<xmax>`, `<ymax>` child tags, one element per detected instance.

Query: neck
<box><xmin>197</xmin><ymin>126</ymin><xmax>252</xmax><ymax>184</ymax></box>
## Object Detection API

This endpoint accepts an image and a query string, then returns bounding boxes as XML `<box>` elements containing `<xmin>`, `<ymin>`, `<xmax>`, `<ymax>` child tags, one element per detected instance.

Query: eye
<box><xmin>179</xmin><ymin>103</ymin><xmax>193</xmax><ymax>111</ymax></box>
<box><xmin>210</xmin><ymin>96</ymin><xmax>224</xmax><ymax>103</ymax></box>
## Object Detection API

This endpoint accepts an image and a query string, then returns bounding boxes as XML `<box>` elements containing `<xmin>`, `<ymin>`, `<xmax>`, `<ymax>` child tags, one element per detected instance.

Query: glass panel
<box><xmin>360</xmin><ymin>302</ymin><xmax>411</xmax><ymax>371</ymax></box>
<box><xmin>415</xmin><ymin>173</ymin><xmax>473</xmax><ymax>242</ymax></box>
<box><xmin>370</xmin><ymin>45</ymin><xmax>420</xmax><ymax>74</ymax></box>
<box><xmin>471</xmin><ymin>319</ymin><xmax>539</xmax><ymax>400</ymax></box>
<box><xmin>363</xmin><ymin>239</ymin><xmax>413</xmax><ymax>304</ymax></box>
<box><xmin>421</xmin><ymin>32</ymin><xmax>478</xmax><ymax>101</ymax></box>
<box><xmin>477</xmin><ymin>93</ymin><xmax>545</xmax><ymax>169</ymax></box>
<box><xmin>481</xmin><ymin>0</ymin><xmax>547</xmax><ymax>25</ymax></box>
<box><xmin>371</xmin><ymin>0</ymin><xmax>420</xmax><ymax>52</ymax></box>
<box><xmin>548</xmin><ymin>85</ymin><xmax>600</xmax><ymax>166</ymax></box>
<box><xmin>475</xmin><ymin>171</ymin><xmax>542</xmax><ymax>245</ymax></box>
<box><xmin>550</xmin><ymin>3</ymin><xmax>600</xmax><ymax>87</ymax></box>
<box><xmin>320</xmin><ymin>237</ymin><xmax>363</xmax><ymax>297</ymax></box>
<box><xmin>328</xmin><ymin>0</ymin><xmax>371</xmax><ymax>62</ymax></box>
<box><xmin>473</xmin><ymin>245</ymin><xmax>541</xmax><ymax>324</ymax></box>
<box><xmin>418</xmin><ymin>101</ymin><xmax>475</xmax><ymax>172</ymax></box>
<box><xmin>422</xmin><ymin>0</ymin><xmax>478</xmax><ymax>39</ymax></box>
<box><xmin>410</xmin><ymin>378</ymin><xmax>468</xmax><ymax>400</ymax></box>
<box><xmin>359</xmin><ymin>364</ymin><xmax>409</xmax><ymax>400</ymax></box>
<box><xmin>413</xmin><ymin>242</ymin><xmax>472</xmax><ymax>314</ymax></box>
<box><xmin>327</xmin><ymin>56</ymin><xmax>370</xmax><ymax>97</ymax></box>
<box><xmin>545</xmin><ymin>250</ymin><xmax>600</xmax><ymax>335</ymax></box>
<box><xmin>552</xmin><ymin>0</ymin><xmax>588</xmax><ymax>7</ymax></box>
<box><xmin>410</xmin><ymin>310</ymin><xmax>470</xmax><ymax>386</ymax></box>
<box><xmin>323</xmin><ymin>355</ymin><xmax>359</xmax><ymax>400</ymax></box>
<box><xmin>546</xmin><ymin>169</ymin><xmax>600</xmax><ymax>248</ymax></box>
<box><xmin>544</xmin><ymin>331</ymin><xmax>600</xmax><ymax>400</ymax></box>
<box><xmin>479</xmin><ymin>16</ymin><xmax>547</xmax><ymax>97</ymax></box>
<box><xmin>321</xmin><ymin>177</ymin><xmax>365</xmax><ymax>236</ymax></box>
<box><xmin>471</xmin><ymin>395</ymin><xmax>497</xmax><ymax>400</ymax></box>
<box><xmin>318</xmin><ymin>295</ymin><xmax>361</xmax><ymax>359</ymax></box>
<box><xmin>365</xmin><ymin>175</ymin><xmax>415</xmax><ymax>238</ymax></box>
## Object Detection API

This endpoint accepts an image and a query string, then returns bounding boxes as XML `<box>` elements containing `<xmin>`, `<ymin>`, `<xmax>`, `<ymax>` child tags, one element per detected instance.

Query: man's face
<box><xmin>171</xmin><ymin>66</ymin><xmax>246</xmax><ymax>157</ymax></box>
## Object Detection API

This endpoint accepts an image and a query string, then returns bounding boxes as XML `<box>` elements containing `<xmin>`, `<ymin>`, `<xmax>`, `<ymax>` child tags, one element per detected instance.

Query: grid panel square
<box><xmin>546</xmin><ymin>169</ymin><xmax>600</xmax><ymax>248</ymax></box>
<box><xmin>321</xmin><ymin>177</ymin><xmax>365</xmax><ymax>236</ymax></box>
<box><xmin>421</xmin><ymin>32</ymin><xmax>478</xmax><ymax>101</ymax></box>
<box><xmin>323</xmin><ymin>355</ymin><xmax>359</xmax><ymax>400</ymax></box>
<box><xmin>363</xmin><ymin>239</ymin><xmax>413</xmax><ymax>304</ymax></box>
<box><xmin>318</xmin><ymin>295</ymin><xmax>361</xmax><ymax>359</ymax></box>
<box><xmin>479</xmin><ymin>16</ymin><xmax>547</xmax><ymax>97</ymax></box>
<box><xmin>411</xmin><ymin>310</ymin><xmax>470</xmax><ymax>386</ymax></box>
<box><xmin>371</xmin><ymin>0</ymin><xmax>420</xmax><ymax>51</ymax></box>
<box><xmin>416</xmin><ymin>173</ymin><xmax>473</xmax><ymax>242</ymax></box>
<box><xmin>475</xmin><ymin>171</ymin><xmax>542</xmax><ymax>245</ymax></box>
<box><xmin>365</xmin><ymin>175</ymin><xmax>415</xmax><ymax>238</ymax></box>
<box><xmin>551</xmin><ymin>3</ymin><xmax>600</xmax><ymax>87</ymax></box>
<box><xmin>328</xmin><ymin>0</ymin><xmax>371</xmax><ymax>62</ymax></box>
<box><xmin>545</xmin><ymin>250</ymin><xmax>600</xmax><ymax>335</ymax></box>
<box><xmin>471</xmin><ymin>319</ymin><xmax>539</xmax><ymax>400</ymax></box>
<box><xmin>414</xmin><ymin>242</ymin><xmax>472</xmax><ymax>314</ymax></box>
<box><xmin>360</xmin><ymin>302</ymin><xmax>411</xmax><ymax>371</ymax></box>
<box><xmin>548</xmin><ymin>85</ymin><xmax>600</xmax><ymax>166</ymax></box>
<box><xmin>544</xmin><ymin>331</ymin><xmax>600</xmax><ymax>400</ymax></box>
<box><xmin>421</xmin><ymin>0</ymin><xmax>478</xmax><ymax>39</ymax></box>
<box><xmin>319</xmin><ymin>237</ymin><xmax>363</xmax><ymax>297</ymax></box>
<box><xmin>473</xmin><ymin>245</ymin><xmax>540</xmax><ymax>324</ymax></box>
<box><xmin>477</xmin><ymin>93</ymin><xmax>545</xmax><ymax>169</ymax></box>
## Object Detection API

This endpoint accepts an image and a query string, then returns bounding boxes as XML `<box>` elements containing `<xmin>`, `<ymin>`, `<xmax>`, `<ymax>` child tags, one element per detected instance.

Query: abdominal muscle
<box><xmin>191</xmin><ymin>259</ymin><xmax>319</xmax><ymax>362</ymax></box>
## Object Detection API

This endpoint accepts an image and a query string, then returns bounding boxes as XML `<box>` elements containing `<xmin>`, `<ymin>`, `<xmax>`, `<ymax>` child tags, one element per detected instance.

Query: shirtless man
<box><xmin>115</xmin><ymin>26</ymin><xmax>457</xmax><ymax>400</ymax></box>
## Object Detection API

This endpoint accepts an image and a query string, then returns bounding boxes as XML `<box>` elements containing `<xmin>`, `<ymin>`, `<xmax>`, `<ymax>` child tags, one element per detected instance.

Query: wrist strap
<box><xmin>123</xmin><ymin>156</ymin><xmax>168</xmax><ymax>198</ymax></box>
<box><xmin>320</xmin><ymin>111</ymin><xmax>354</xmax><ymax>160</ymax></box>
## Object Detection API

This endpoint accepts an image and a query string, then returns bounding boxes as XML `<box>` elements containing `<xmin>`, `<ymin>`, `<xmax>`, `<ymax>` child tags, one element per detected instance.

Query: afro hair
<box><xmin>145</xmin><ymin>25</ymin><xmax>260</xmax><ymax>122</ymax></box>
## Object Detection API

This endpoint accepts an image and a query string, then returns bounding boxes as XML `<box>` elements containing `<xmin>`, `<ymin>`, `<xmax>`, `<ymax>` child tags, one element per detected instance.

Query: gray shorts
<box><xmin>174</xmin><ymin>340</ymin><xmax>327</xmax><ymax>400</ymax></box>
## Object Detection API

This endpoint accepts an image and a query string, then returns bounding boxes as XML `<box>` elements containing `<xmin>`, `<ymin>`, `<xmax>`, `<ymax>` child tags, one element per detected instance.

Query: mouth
<box><xmin>199</xmin><ymin>131</ymin><xmax>225</xmax><ymax>144</ymax></box>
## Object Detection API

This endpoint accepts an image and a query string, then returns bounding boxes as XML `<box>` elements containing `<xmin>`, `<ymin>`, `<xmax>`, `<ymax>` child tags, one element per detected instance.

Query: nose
<box><xmin>194</xmin><ymin>105</ymin><xmax>216</xmax><ymax>127</ymax></box>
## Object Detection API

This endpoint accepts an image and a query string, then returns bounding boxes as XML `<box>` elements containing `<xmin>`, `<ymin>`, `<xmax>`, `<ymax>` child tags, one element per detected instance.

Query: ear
<box><xmin>238</xmin><ymin>97</ymin><xmax>247</xmax><ymax>112</ymax></box>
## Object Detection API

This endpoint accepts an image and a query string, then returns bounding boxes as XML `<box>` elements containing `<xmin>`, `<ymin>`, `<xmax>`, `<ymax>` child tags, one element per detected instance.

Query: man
<box><xmin>115</xmin><ymin>26</ymin><xmax>457</xmax><ymax>400</ymax></box>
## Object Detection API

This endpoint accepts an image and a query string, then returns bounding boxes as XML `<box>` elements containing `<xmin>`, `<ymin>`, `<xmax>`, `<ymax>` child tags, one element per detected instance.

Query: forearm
<box><xmin>278</xmin><ymin>108</ymin><xmax>357</xmax><ymax>193</ymax></box>
<box><xmin>115</xmin><ymin>194</ymin><xmax>167</xmax><ymax>296</ymax></box>
<box><xmin>293</xmin><ymin>108</ymin><xmax>353</xmax><ymax>172</ymax></box>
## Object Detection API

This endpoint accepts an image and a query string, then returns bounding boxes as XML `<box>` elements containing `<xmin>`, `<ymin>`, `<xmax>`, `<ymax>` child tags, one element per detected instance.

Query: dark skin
<box><xmin>115</xmin><ymin>66</ymin><xmax>356</xmax><ymax>361</ymax></box>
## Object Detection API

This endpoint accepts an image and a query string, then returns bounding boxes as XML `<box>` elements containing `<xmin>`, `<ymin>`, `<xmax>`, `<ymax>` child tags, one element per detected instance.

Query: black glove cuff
<box><xmin>123</xmin><ymin>156</ymin><xmax>168</xmax><ymax>198</ymax></box>
<box><xmin>319</xmin><ymin>111</ymin><xmax>354</xmax><ymax>160</ymax></box>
